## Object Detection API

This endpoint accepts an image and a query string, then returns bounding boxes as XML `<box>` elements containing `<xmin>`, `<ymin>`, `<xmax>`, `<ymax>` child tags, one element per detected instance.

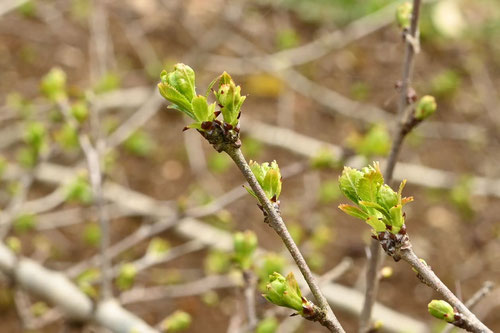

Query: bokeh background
<box><xmin>0</xmin><ymin>0</ymin><xmax>499</xmax><ymax>332</ymax></box>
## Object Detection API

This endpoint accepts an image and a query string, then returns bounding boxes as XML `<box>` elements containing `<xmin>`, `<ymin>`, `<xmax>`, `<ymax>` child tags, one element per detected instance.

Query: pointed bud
<box><xmin>161</xmin><ymin>310</ymin><xmax>192</xmax><ymax>332</ymax></box>
<box><xmin>396</xmin><ymin>2</ymin><xmax>413</xmax><ymax>29</ymax></box>
<box><xmin>415</xmin><ymin>95</ymin><xmax>437</xmax><ymax>120</ymax></box>
<box><xmin>71</xmin><ymin>101</ymin><xmax>89</xmax><ymax>123</ymax></box>
<box><xmin>6</xmin><ymin>236</ymin><xmax>21</xmax><ymax>254</ymax></box>
<box><xmin>428</xmin><ymin>300</ymin><xmax>456</xmax><ymax>323</ymax></box>
<box><xmin>23</xmin><ymin>122</ymin><xmax>47</xmax><ymax>154</ymax></box>
<box><xmin>233</xmin><ymin>230</ymin><xmax>258</xmax><ymax>270</ymax></box>
<box><xmin>215</xmin><ymin>72</ymin><xmax>246</xmax><ymax>127</ymax></box>
<box><xmin>146</xmin><ymin>237</ymin><xmax>171</xmax><ymax>259</ymax></box>
<box><xmin>256</xmin><ymin>317</ymin><xmax>279</xmax><ymax>333</ymax></box>
<box><xmin>247</xmin><ymin>161</ymin><xmax>282</xmax><ymax>201</ymax></box>
<box><xmin>116</xmin><ymin>263</ymin><xmax>137</xmax><ymax>290</ymax></box>
<box><xmin>263</xmin><ymin>272</ymin><xmax>304</xmax><ymax>313</ymax></box>
<box><xmin>40</xmin><ymin>68</ymin><xmax>67</xmax><ymax>102</ymax></box>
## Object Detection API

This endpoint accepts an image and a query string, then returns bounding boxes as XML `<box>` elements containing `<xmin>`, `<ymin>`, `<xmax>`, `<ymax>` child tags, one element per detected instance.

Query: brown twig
<box><xmin>359</xmin><ymin>2</ymin><xmax>422</xmax><ymax>332</ymax></box>
<box><xmin>400</xmin><ymin>248</ymin><xmax>492</xmax><ymax>333</ymax></box>
<box><xmin>224</xmin><ymin>146</ymin><xmax>345</xmax><ymax>333</ymax></box>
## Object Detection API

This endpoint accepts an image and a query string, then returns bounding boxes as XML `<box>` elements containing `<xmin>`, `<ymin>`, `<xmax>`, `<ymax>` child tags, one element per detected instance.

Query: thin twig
<box><xmin>243</xmin><ymin>270</ymin><xmax>258</xmax><ymax>332</ymax></box>
<box><xmin>359</xmin><ymin>2</ymin><xmax>422</xmax><ymax>332</ymax></box>
<box><xmin>400</xmin><ymin>248</ymin><xmax>492</xmax><ymax>333</ymax></box>
<box><xmin>57</xmin><ymin>99</ymin><xmax>112</xmax><ymax>300</ymax></box>
<box><xmin>0</xmin><ymin>242</ymin><xmax>159</xmax><ymax>333</ymax></box>
<box><xmin>224</xmin><ymin>146</ymin><xmax>345</xmax><ymax>333</ymax></box>
<box><xmin>441</xmin><ymin>281</ymin><xmax>494</xmax><ymax>333</ymax></box>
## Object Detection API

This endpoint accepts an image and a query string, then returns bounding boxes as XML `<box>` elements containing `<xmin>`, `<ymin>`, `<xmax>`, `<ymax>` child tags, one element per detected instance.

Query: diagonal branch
<box><xmin>224</xmin><ymin>146</ymin><xmax>345</xmax><ymax>333</ymax></box>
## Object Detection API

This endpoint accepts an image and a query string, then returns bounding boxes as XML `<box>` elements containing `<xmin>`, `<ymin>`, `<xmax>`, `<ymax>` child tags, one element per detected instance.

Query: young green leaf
<box><xmin>338</xmin><ymin>204</ymin><xmax>369</xmax><ymax>220</ymax></box>
<box><xmin>357</xmin><ymin>163</ymin><xmax>384</xmax><ymax>202</ymax></box>
<box><xmin>338</xmin><ymin>167</ymin><xmax>363</xmax><ymax>204</ymax></box>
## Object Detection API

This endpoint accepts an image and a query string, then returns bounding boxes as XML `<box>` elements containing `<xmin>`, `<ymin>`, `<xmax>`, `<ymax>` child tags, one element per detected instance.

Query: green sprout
<box><xmin>233</xmin><ymin>230</ymin><xmax>258</xmax><ymax>270</ymax></box>
<box><xmin>415</xmin><ymin>95</ymin><xmax>437</xmax><ymax>120</ymax></box>
<box><xmin>158</xmin><ymin>63</ymin><xmax>217</xmax><ymax>131</ymax></box>
<box><xmin>215</xmin><ymin>72</ymin><xmax>246</xmax><ymax>127</ymax></box>
<box><xmin>116</xmin><ymin>263</ymin><xmax>137</xmax><ymax>291</ymax></box>
<box><xmin>40</xmin><ymin>68</ymin><xmax>67</xmax><ymax>102</ymax></box>
<box><xmin>338</xmin><ymin>162</ymin><xmax>413</xmax><ymax>234</ymax></box>
<box><xmin>263</xmin><ymin>272</ymin><xmax>314</xmax><ymax>316</ymax></box>
<box><xmin>246</xmin><ymin>160</ymin><xmax>282</xmax><ymax>202</ymax></box>
<box><xmin>161</xmin><ymin>310</ymin><xmax>192</xmax><ymax>333</ymax></box>
<box><xmin>428</xmin><ymin>300</ymin><xmax>456</xmax><ymax>323</ymax></box>
<box><xmin>396</xmin><ymin>2</ymin><xmax>412</xmax><ymax>29</ymax></box>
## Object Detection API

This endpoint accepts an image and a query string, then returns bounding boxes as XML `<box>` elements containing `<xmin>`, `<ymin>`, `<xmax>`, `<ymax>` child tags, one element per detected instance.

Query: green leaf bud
<box><xmin>65</xmin><ymin>173</ymin><xmax>93</xmax><ymax>204</ymax></box>
<box><xmin>83</xmin><ymin>223</ymin><xmax>101</xmax><ymax>247</ymax></box>
<box><xmin>263</xmin><ymin>272</ymin><xmax>304</xmax><ymax>313</ymax></box>
<box><xmin>164</xmin><ymin>63</ymin><xmax>196</xmax><ymax>102</ymax></box>
<box><xmin>158</xmin><ymin>64</ymin><xmax>197</xmax><ymax>118</ymax></box>
<box><xmin>204</xmin><ymin>250</ymin><xmax>231</xmax><ymax>275</ymax></box>
<box><xmin>161</xmin><ymin>310</ymin><xmax>192</xmax><ymax>333</ymax></box>
<box><xmin>13</xmin><ymin>213</ymin><xmax>36</xmax><ymax>233</ymax></box>
<box><xmin>256</xmin><ymin>317</ymin><xmax>279</xmax><ymax>333</ymax></box>
<box><xmin>23</xmin><ymin>122</ymin><xmax>47</xmax><ymax>154</ymax></box>
<box><xmin>258</xmin><ymin>253</ymin><xmax>285</xmax><ymax>282</ymax></box>
<box><xmin>55</xmin><ymin>123</ymin><xmax>79</xmax><ymax>151</ymax></box>
<box><xmin>215</xmin><ymin>72</ymin><xmax>246</xmax><ymax>126</ymax></box>
<box><xmin>31</xmin><ymin>301</ymin><xmax>49</xmax><ymax>317</ymax></box>
<box><xmin>247</xmin><ymin>160</ymin><xmax>282</xmax><ymax>201</ymax></box>
<box><xmin>428</xmin><ymin>300</ymin><xmax>456</xmax><ymax>323</ymax></box>
<box><xmin>6</xmin><ymin>236</ymin><xmax>21</xmax><ymax>254</ymax></box>
<box><xmin>116</xmin><ymin>263</ymin><xmax>137</xmax><ymax>290</ymax></box>
<box><xmin>415</xmin><ymin>95</ymin><xmax>437</xmax><ymax>120</ymax></box>
<box><xmin>396</xmin><ymin>2</ymin><xmax>412</xmax><ymax>29</ymax></box>
<box><xmin>147</xmin><ymin>237</ymin><xmax>171</xmax><ymax>259</ymax></box>
<box><xmin>40</xmin><ymin>68</ymin><xmax>67</xmax><ymax>102</ymax></box>
<box><xmin>233</xmin><ymin>230</ymin><xmax>258</xmax><ymax>270</ymax></box>
<box><xmin>71</xmin><ymin>101</ymin><xmax>89</xmax><ymax>123</ymax></box>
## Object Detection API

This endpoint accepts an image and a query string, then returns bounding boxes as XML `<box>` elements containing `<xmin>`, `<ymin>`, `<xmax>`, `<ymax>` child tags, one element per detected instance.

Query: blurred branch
<box><xmin>0</xmin><ymin>0</ymin><xmax>29</xmax><ymax>17</ymax></box>
<box><xmin>217</xmin><ymin>1</ymin><xmax>400</xmax><ymax>74</ymax></box>
<box><xmin>361</xmin><ymin>2</ymin><xmax>422</xmax><ymax>331</ymax></box>
<box><xmin>0</xmin><ymin>242</ymin><xmax>159</xmax><ymax>333</ymax></box>
<box><xmin>120</xmin><ymin>274</ymin><xmax>237</xmax><ymax>305</ymax></box>
<box><xmin>110</xmin><ymin>239</ymin><xmax>206</xmax><ymax>278</ymax></box>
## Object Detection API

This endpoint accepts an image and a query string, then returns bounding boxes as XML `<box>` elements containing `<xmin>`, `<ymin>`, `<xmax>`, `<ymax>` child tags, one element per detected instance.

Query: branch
<box><xmin>0</xmin><ymin>242</ymin><xmax>158</xmax><ymax>333</ymax></box>
<box><xmin>359</xmin><ymin>2</ymin><xmax>422</xmax><ymax>331</ymax></box>
<box><xmin>400</xmin><ymin>248</ymin><xmax>492</xmax><ymax>333</ymax></box>
<box><xmin>224</xmin><ymin>146</ymin><xmax>345</xmax><ymax>333</ymax></box>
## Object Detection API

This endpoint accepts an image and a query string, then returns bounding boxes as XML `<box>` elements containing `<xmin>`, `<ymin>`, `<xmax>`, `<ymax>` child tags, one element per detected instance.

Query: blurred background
<box><xmin>0</xmin><ymin>0</ymin><xmax>499</xmax><ymax>332</ymax></box>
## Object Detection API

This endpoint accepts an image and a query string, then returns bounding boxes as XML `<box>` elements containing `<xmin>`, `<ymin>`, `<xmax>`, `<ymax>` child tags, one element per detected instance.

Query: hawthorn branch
<box><xmin>359</xmin><ymin>1</ymin><xmax>422</xmax><ymax>332</ymax></box>
<box><xmin>224</xmin><ymin>146</ymin><xmax>345</xmax><ymax>333</ymax></box>
<box><xmin>400</xmin><ymin>248</ymin><xmax>492</xmax><ymax>333</ymax></box>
